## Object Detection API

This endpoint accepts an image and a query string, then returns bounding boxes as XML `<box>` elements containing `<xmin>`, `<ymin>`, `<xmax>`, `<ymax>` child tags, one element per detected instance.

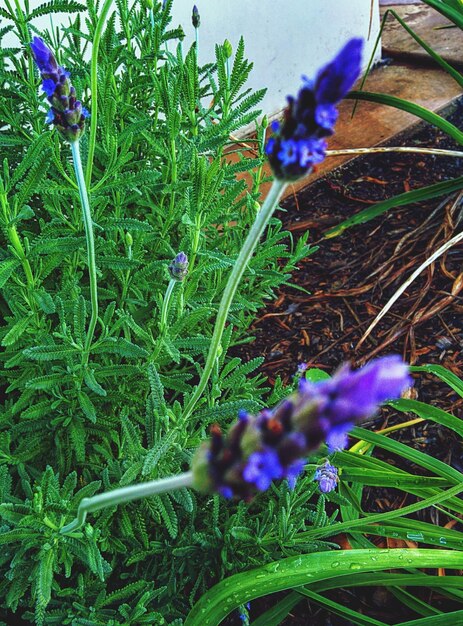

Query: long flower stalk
<box><xmin>60</xmin><ymin>472</ymin><xmax>193</xmax><ymax>534</ymax></box>
<box><xmin>182</xmin><ymin>178</ymin><xmax>286</xmax><ymax>421</ymax></box>
<box><xmin>71</xmin><ymin>141</ymin><xmax>99</xmax><ymax>355</ymax></box>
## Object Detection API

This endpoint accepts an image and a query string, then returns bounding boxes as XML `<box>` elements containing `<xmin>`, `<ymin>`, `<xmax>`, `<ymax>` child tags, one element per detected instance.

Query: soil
<box><xmin>229</xmin><ymin>98</ymin><xmax>463</xmax><ymax>625</ymax></box>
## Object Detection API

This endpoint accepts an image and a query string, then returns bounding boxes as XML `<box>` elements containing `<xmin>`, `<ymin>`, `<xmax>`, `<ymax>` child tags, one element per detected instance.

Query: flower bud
<box><xmin>168</xmin><ymin>251</ymin><xmax>189</xmax><ymax>281</ymax></box>
<box><xmin>315</xmin><ymin>462</ymin><xmax>338</xmax><ymax>493</ymax></box>
<box><xmin>223</xmin><ymin>39</ymin><xmax>233</xmax><ymax>59</ymax></box>
<box><xmin>192</xmin><ymin>5</ymin><xmax>200</xmax><ymax>28</ymax></box>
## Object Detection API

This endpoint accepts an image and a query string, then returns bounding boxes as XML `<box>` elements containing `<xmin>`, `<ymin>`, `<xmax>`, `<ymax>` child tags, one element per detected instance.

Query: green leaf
<box><xmin>184</xmin><ymin>549</ymin><xmax>463</xmax><ymax>625</ymax></box>
<box><xmin>411</xmin><ymin>364</ymin><xmax>463</xmax><ymax>398</ymax></box>
<box><xmin>398</xmin><ymin>611</ymin><xmax>463</xmax><ymax>625</ymax></box>
<box><xmin>24</xmin><ymin>345</ymin><xmax>78</xmax><ymax>361</ymax></box>
<box><xmin>0</xmin><ymin>258</ymin><xmax>19</xmax><ymax>288</ymax></box>
<box><xmin>25</xmin><ymin>373</ymin><xmax>66</xmax><ymax>390</ymax></box>
<box><xmin>77</xmin><ymin>391</ymin><xmax>97</xmax><ymax>423</ymax></box>
<box><xmin>83</xmin><ymin>368</ymin><xmax>107</xmax><ymax>397</ymax></box>
<box><xmin>1</xmin><ymin>314</ymin><xmax>32</xmax><ymax>346</ymax></box>
<box><xmin>348</xmin><ymin>91</ymin><xmax>463</xmax><ymax>144</ymax></box>
<box><xmin>389</xmin><ymin>397</ymin><xmax>463</xmax><ymax>437</ymax></box>
<box><xmin>33</xmin><ymin>289</ymin><xmax>56</xmax><ymax>314</ymax></box>
<box><xmin>325</xmin><ymin>174</ymin><xmax>463</xmax><ymax>237</ymax></box>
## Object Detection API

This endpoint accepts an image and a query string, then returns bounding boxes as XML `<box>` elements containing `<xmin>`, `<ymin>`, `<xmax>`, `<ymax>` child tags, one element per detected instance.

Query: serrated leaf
<box><xmin>33</xmin><ymin>289</ymin><xmax>55</xmax><ymax>314</ymax></box>
<box><xmin>78</xmin><ymin>391</ymin><xmax>97</xmax><ymax>423</ymax></box>
<box><xmin>24</xmin><ymin>345</ymin><xmax>78</xmax><ymax>361</ymax></box>
<box><xmin>1</xmin><ymin>314</ymin><xmax>32</xmax><ymax>346</ymax></box>
<box><xmin>0</xmin><ymin>258</ymin><xmax>19</xmax><ymax>288</ymax></box>
<box><xmin>83</xmin><ymin>368</ymin><xmax>107</xmax><ymax>397</ymax></box>
<box><xmin>25</xmin><ymin>373</ymin><xmax>65</xmax><ymax>390</ymax></box>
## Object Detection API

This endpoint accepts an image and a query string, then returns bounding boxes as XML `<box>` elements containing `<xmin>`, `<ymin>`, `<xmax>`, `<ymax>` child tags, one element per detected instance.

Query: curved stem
<box><xmin>326</xmin><ymin>146</ymin><xmax>463</xmax><ymax>159</ymax></box>
<box><xmin>85</xmin><ymin>0</ymin><xmax>114</xmax><ymax>188</ymax></box>
<box><xmin>182</xmin><ymin>178</ymin><xmax>286</xmax><ymax>421</ymax></box>
<box><xmin>60</xmin><ymin>471</ymin><xmax>193</xmax><ymax>534</ymax></box>
<box><xmin>71</xmin><ymin>141</ymin><xmax>98</xmax><ymax>355</ymax></box>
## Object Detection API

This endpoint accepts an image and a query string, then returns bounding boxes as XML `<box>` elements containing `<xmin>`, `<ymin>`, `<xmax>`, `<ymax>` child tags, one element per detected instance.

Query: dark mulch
<box><xmin>229</xmin><ymin>98</ymin><xmax>463</xmax><ymax>625</ymax></box>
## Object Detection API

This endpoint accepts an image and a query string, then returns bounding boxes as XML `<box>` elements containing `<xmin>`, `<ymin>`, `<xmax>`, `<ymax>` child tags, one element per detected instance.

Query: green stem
<box><xmin>85</xmin><ymin>0</ymin><xmax>114</xmax><ymax>188</ymax></box>
<box><xmin>71</xmin><ymin>141</ymin><xmax>98</xmax><ymax>355</ymax></box>
<box><xmin>160</xmin><ymin>278</ymin><xmax>176</xmax><ymax>333</ymax></box>
<box><xmin>182</xmin><ymin>178</ymin><xmax>286</xmax><ymax>421</ymax></box>
<box><xmin>0</xmin><ymin>193</ymin><xmax>34</xmax><ymax>289</ymax></box>
<box><xmin>60</xmin><ymin>471</ymin><xmax>193</xmax><ymax>534</ymax></box>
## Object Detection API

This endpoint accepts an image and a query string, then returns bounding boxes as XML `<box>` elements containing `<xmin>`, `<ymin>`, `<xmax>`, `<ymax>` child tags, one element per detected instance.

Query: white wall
<box><xmin>3</xmin><ymin>1</ymin><xmax>381</xmax><ymax>121</ymax></box>
<box><xmin>171</xmin><ymin>1</ymin><xmax>381</xmax><ymax>118</ymax></box>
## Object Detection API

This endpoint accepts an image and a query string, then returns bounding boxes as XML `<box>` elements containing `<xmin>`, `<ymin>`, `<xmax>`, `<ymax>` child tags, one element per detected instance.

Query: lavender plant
<box><xmin>1</xmin><ymin>2</ymin><xmax>462</xmax><ymax>626</ymax></box>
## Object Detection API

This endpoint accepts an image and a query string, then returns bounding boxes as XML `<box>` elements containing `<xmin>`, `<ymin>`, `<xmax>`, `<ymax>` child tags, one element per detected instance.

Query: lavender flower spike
<box><xmin>30</xmin><ymin>36</ymin><xmax>88</xmax><ymax>142</ymax></box>
<box><xmin>168</xmin><ymin>251</ymin><xmax>189</xmax><ymax>281</ymax></box>
<box><xmin>315</xmin><ymin>462</ymin><xmax>338</xmax><ymax>493</ymax></box>
<box><xmin>191</xmin><ymin>355</ymin><xmax>410</xmax><ymax>499</ymax></box>
<box><xmin>266</xmin><ymin>38</ymin><xmax>363</xmax><ymax>181</ymax></box>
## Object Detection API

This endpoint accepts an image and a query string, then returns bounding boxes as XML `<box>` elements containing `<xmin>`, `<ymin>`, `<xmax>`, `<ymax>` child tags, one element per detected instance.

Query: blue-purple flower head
<box><xmin>30</xmin><ymin>37</ymin><xmax>88</xmax><ymax>142</ymax></box>
<box><xmin>266</xmin><ymin>38</ymin><xmax>363</xmax><ymax>180</ymax></box>
<box><xmin>191</xmin><ymin>355</ymin><xmax>410</xmax><ymax>499</ymax></box>
<box><xmin>168</xmin><ymin>251</ymin><xmax>189</xmax><ymax>281</ymax></box>
<box><xmin>315</xmin><ymin>462</ymin><xmax>338</xmax><ymax>493</ymax></box>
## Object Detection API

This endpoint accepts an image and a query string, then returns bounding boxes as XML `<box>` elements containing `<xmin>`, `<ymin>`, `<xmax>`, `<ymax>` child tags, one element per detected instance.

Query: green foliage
<box><xmin>1</xmin><ymin>1</ymin><xmax>462</xmax><ymax>625</ymax></box>
<box><xmin>0</xmin><ymin>0</ymin><xmax>320</xmax><ymax>623</ymax></box>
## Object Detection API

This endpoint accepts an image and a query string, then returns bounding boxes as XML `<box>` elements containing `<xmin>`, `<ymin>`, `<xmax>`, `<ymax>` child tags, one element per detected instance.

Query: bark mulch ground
<box><xmin>230</xmin><ymin>98</ymin><xmax>463</xmax><ymax>624</ymax></box>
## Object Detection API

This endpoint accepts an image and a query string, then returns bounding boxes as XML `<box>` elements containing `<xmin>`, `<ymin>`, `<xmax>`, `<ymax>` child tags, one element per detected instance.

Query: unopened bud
<box><xmin>223</xmin><ymin>39</ymin><xmax>232</xmax><ymax>59</ymax></box>
<box><xmin>125</xmin><ymin>232</ymin><xmax>133</xmax><ymax>247</ymax></box>
<box><xmin>192</xmin><ymin>5</ymin><xmax>200</xmax><ymax>28</ymax></box>
<box><xmin>168</xmin><ymin>251</ymin><xmax>189</xmax><ymax>281</ymax></box>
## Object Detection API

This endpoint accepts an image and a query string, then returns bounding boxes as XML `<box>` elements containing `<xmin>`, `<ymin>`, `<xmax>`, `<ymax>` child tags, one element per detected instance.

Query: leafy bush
<box><xmin>0</xmin><ymin>1</ymin><xmax>312</xmax><ymax>622</ymax></box>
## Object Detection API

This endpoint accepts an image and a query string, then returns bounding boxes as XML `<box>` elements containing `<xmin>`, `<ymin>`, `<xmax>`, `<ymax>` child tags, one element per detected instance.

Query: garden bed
<box><xmin>231</xmin><ymin>98</ymin><xmax>463</xmax><ymax>624</ymax></box>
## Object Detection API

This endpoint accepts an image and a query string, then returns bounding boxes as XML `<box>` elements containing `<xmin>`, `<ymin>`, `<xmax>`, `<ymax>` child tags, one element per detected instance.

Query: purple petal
<box><xmin>315</xmin><ymin>38</ymin><xmax>363</xmax><ymax>104</ymax></box>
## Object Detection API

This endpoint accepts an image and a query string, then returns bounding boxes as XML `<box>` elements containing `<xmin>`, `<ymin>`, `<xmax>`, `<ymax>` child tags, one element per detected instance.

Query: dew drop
<box><xmin>331</xmin><ymin>561</ymin><xmax>340</xmax><ymax>569</ymax></box>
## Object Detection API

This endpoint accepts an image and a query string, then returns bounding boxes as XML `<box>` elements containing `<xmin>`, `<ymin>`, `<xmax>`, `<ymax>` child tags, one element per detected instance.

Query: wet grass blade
<box><xmin>184</xmin><ymin>550</ymin><xmax>463</xmax><ymax>626</ymax></box>
<box><xmin>411</xmin><ymin>364</ymin><xmax>463</xmax><ymax>398</ymax></box>
<box><xmin>389</xmin><ymin>397</ymin><xmax>463</xmax><ymax>437</ymax></box>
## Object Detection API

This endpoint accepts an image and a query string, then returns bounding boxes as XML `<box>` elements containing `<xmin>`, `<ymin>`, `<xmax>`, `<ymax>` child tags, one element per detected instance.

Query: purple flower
<box><xmin>191</xmin><ymin>356</ymin><xmax>410</xmax><ymax>499</ymax></box>
<box><xmin>285</xmin><ymin>458</ymin><xmax>306</xmax><ymax>489</ymax></box>
<box><xmin>315</xmin><ymin>462</ymin><xmax>338</xmax><ymax>493</ymax></box>
<box><xmin>298</xmin><ymin>356</ymin><xmax>411</xmax><ymax>436</ymax></box>
<box><xmin>30</xmin><ymin>36</ymin><xmax>58</xmax><ymax>74</ymax></box>
<box><xmin>326</xmin><ymin>425</ymin><xmax>350</xmax><ymax>452</ymax></box>
<box><xmin>315</xmin><ymin>39</ymin><xmax>363</xmax><ymax>104</ymax></box>
<box><xmin>243</xmin><ymin>448</ymin><xmax>283</xmax><ymax>491</ymax></box>
<box><xmin>168</xmin><ymin>251</ymin><xmax>189</xmax><ymax>281</ymax></box>
<box><xmin>30</xmin><ymin>37</ymin><xmax>88</xmax><ymax>142</ymax></box>
<box><xmin>266</xmin><ymin>38</ymin><xmax>363</xmax><ymax>180</ymax></box>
